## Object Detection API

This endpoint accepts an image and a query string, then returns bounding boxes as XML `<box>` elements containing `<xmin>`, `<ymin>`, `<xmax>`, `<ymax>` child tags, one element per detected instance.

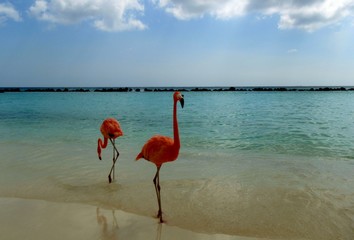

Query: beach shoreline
<box><xmin>0</xmin><ymin>197</ymin><xmax>262</xmax><ymax>240</ymax></box>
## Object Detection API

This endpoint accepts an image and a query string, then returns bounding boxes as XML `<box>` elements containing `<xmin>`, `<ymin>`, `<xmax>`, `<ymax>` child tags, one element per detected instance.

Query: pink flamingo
<box><xmin>97</xmin><ymin>118</ymin><xmax>123</xmax><ymax>183</ymax></box>
<box><xmin>136</xmin><ymin>91</ymin><xmax>184</xmax><ymax>223</ymax></box>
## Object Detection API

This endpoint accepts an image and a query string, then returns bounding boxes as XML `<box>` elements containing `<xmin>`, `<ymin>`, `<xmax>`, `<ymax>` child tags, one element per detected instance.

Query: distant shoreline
<box><xmin>1</xmin><ymin>86</ymin><xmax>354</xmax><ymax>93</ymax></box>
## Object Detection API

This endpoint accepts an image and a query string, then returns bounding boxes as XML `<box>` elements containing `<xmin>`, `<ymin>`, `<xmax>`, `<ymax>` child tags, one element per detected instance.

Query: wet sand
<box><xmin>0</xmin><ymin>198</ymin><xmax>261</xmax><ymax>240</ymax></box>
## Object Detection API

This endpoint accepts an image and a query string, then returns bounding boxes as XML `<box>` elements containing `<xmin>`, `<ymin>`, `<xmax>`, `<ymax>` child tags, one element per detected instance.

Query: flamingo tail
<box><xmin>135</xmin><ymin>152</ymin><xmax>143</xmax><ymax>161</ymax></box>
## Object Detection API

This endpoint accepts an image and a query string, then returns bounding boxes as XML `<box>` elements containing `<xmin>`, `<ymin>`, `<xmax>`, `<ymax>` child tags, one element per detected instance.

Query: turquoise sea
<box><xmin>0</xmin><ymin>90</ymin><xmax>353</xmax><ymax>239</ymax></box>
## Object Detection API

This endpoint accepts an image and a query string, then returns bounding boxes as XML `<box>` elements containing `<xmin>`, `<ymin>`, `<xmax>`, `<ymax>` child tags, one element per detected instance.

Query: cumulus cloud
<box><xmin>5</xmin><ymin>0</ymin><xmax>354</xmax><ymax>32</ymax></box>
<box><xmin>151</xmin><ymin>0</ymin><xmax>248</xmax><ymax>20</ymax></box>
<box><xmin>29</xmin><ymin>0</ymin><xmax>146</xmax><ymax>31</ymax></box>
<box><xmin>262</xmin><ymin>0</ymin><xmax>354</xmax><ymax>31</ymax></box>
<box><xmin>0</xmin><ymin>2</ymin><xmax>22</xmax><ymax>25</ymax></box>
<box><xmin>152</xmin><ymin>0</ymin><xmax>354</xmax><ymax>31</ymax></box>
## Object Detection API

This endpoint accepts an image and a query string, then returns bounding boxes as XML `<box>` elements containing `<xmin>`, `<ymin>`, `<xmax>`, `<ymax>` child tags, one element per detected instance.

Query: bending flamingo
<box><xmin>97</xmin><ymin>118</ymin><xmax>123</xmax><ymax>183</ymax></box>
<box><xmin>136</xmin><ymin>91</ymin><xmax>184</xmax><ymax>223</ymax></box>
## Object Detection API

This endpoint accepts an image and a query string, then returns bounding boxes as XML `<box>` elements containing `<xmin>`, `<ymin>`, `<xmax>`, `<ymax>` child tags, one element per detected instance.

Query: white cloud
<box><xmin>287</xmin><ymin>48</ymin><xmax>298</xmax><ymax>54</ymax></box>
<box><xmin>267</xmin><ymin>0</ymin><xmax>354</xmax><ymax>31</ymax></box>
<box><xmin>0</xmin><ymin>2</ymin><xmax>22</xmax><ymax>25</ymax></box>
<box><xmin>152</xmin><ymin>0</ymin><xmax>354</xmax><ymax>31</ymax></box>
<box><xmin>4</xmin><ymin>0</ymin><xmax>354</xmax><ymax>32</ymax></box>
<box><xmin>29</xmin><ymin>0</ymin><xmax>146</xmax><ymax>31</ymax></box>
<box><xmin>151</xmin><ymin>0</ymin><xmax>248</xmax><ymax>20</ymax></box>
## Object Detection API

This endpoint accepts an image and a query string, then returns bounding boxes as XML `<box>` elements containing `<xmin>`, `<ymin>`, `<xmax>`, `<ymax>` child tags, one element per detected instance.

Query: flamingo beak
<box><xmin>180</xmin><ymin>96</ymin><xmax>184</xmax><ymax>108</ymax></box>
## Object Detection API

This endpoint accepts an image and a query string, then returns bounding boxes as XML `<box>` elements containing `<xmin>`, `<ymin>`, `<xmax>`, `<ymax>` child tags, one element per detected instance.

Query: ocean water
<box><xmin>0</xmin><ymin>91</ymin><xmax>353</xmax><ymax>239</ymax></box>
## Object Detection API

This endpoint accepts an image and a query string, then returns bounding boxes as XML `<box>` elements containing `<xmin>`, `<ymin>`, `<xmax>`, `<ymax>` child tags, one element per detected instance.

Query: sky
<box><xmin>1</xmin><ymin>0</ymin><xmax>354</xmax><ymax>87</ymax></box>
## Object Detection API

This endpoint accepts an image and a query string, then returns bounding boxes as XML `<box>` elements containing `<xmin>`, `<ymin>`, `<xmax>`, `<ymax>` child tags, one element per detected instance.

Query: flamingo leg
<box><xmin>153</xmin><ymin>166</ymin><xmax>163</xmax><ymax>223</ymax></box>
<box><xmin>108</xmin><ymin>138</ymin><xmax>120</xmax><ymax>183</ymax></box>
<box><xmin>112</xmin><ymin>139</ymin><xmax>115</xmax><ymax>180</ymax></box>
<box><xmin>156</xmin><ymin>222</ymin><xmax>162</xmax><ymax>239</ymax></box>
<box><xmin>112</xmin><ymin>210</ymin><xmax>119</xmax><ymax>229</ymax></box>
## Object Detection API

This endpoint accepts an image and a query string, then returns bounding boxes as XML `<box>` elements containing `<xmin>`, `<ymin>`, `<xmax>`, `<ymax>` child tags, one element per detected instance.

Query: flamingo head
<box><xmin>174</xmin><ymin>91</ymin><xmax>184</xmax><ymax>108</ymax></box>
<box><xmin>100</xmin><ymin>118</ymin><xmax>124</xmax><ymax>139</ymax></box>
<box><xmin>109</xmin><ymin>127</ymin><xmax>124</xmax><ymax>139</ymax></box>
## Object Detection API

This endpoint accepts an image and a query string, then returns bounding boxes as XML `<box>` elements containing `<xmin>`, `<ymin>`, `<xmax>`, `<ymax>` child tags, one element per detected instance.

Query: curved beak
<box><xmin>180</xmin><ymin>96</ymin><xmax>184</xmax><ymax>108</ymax></box>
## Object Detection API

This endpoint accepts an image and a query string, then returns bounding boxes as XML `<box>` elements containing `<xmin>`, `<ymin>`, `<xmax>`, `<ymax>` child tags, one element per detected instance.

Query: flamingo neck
<box><xmin>173</xmin><ymin>99</ymin><xmax>180</xmax><ymax>149</ymax></box>
<box><xmin>97</xmin><ymin>137</ymin><xmax>108</xmax><ymax>159</ymax></box>
<box><xmin>101</xmin><ymin>137</ymin><xmax>108</xmax><ymax>148</ymax></box>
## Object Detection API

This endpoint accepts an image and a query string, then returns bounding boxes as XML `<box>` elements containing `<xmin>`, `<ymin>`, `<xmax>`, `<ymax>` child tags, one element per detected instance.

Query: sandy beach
<box><xmin>0</xmin><ymin>197</ymin><xmax>263</xmax><ymax>240</ymax></box>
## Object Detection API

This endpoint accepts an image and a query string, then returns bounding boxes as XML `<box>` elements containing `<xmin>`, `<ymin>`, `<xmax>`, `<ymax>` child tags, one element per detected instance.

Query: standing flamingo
<box><xmin>136</xmin><ymin>91</ymin><xmax>184</xmax><ymax>223</ymax></box>
<box><xmin>97</xmin><ymin>118</ymin><xmax>123</xmax><ymax>183</ymax></box>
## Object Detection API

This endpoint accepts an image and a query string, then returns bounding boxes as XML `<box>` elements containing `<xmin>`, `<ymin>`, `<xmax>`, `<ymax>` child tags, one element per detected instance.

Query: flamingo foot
<box><xmin>108</xmin><ymin>175</ymin><xmax>112</xmax><ymax>183</ymax></box>
<box><xmin>157</xmin><ymin>210</ymin><xmax>163</xmax><ymax>223</ymax></box>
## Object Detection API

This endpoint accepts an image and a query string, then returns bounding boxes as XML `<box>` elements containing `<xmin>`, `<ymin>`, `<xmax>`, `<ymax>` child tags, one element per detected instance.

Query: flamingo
<box><xmin>97</xmin><ymin>118</ymin><xmax>123</xmax><ymax>183</ymax></box>
<box><xmin>136</xmin><ymin>91</ymin><xmax>184</xmax><ymax>223</ymax></box>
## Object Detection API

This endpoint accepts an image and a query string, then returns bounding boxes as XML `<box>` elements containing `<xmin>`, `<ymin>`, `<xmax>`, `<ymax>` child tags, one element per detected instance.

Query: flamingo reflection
<box><xmin>96</xmin><ymin>207</ymin><xmax>119</xmax><ymax>240</ymax></box>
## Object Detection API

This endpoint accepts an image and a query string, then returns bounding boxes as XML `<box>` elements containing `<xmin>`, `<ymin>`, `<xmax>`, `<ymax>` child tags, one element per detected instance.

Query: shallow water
<box><xmin>0</xmin><ymin>91</ymin><xmax>353</xmax><ymax>239</ymax></box>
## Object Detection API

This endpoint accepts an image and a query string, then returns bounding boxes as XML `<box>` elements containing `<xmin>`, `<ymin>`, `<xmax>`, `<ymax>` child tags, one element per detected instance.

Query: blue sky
<box><xmin>1</xmin><ymin>0</ymin><xmax>354</xmax><ymax>87</ymax></box>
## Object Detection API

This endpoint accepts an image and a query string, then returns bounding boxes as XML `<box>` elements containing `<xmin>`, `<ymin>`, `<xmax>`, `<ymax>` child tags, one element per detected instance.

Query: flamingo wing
<box><xmin>137</xmin><ymin>135</ymin><xmax>177</xmax><ymax>165</ymax></box>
